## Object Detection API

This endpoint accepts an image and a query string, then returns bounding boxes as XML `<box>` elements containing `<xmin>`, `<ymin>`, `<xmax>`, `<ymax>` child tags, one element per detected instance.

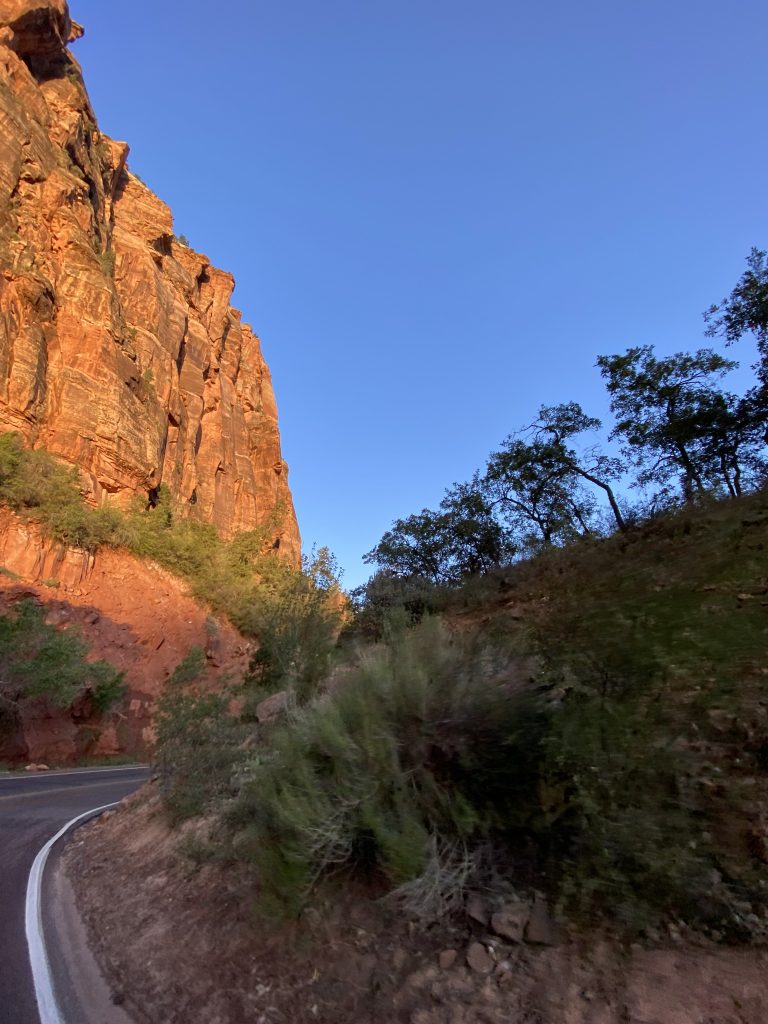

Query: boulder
<box><xmin>524</xmin><ymin>897</ymin><xmax>562</xmax><ymax>945</ymax></box>
<box><xmin>490</xmin><ymin>901</ymin><xmax>530</xmax><ymax>943</ymax></box>
<box><xmin>466</xmin><ymin>942</ymin><xmax>494</xmax><ymax>975</ymax></box>
<box><xmin>438</xmin><ymin>949</ymin><xmax>458</xmax><ymax>970</ymax></box>
<box><xmin>255</xmin><ymin>690</ymin><xmax>289</xmax><ymax>724</ymax></box>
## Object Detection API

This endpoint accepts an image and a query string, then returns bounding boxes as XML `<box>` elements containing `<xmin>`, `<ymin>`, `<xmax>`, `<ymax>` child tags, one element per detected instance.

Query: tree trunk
<box><xmin>573</xmin><ymin>467</ymin><xmax>628</xmax><ymax>532</ymax></box>
<box><xmin>675</xmin><ymin>443</ymin><xmax>705</xmax><ymax>500</ymax></box>
<box><xmin>719</xmin><ymin>453</ymin><xmax>737</xmax><ymax>498</ymax></box>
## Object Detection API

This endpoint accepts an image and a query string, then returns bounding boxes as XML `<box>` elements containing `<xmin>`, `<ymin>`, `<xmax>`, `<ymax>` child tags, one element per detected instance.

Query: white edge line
<box><xmin>25</xmin><ymin>802</ymin><xmax>119</xmax><ymax>1024</ymax></box>
<box><xmin>2</xmin><ymin>766</ymin><xmax>149</xmax><ymax>782</ymax></box>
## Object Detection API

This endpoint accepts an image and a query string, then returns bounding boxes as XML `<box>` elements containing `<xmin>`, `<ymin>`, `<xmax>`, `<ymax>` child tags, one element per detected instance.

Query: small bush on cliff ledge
<box><xmin>0</xmin><ymin>434</ymin><xmax>343</xmax><ymax>649</ymax></box>
<box><xmin>0</xmin><ymin>432</ymin><xmax>132</xmax><ymax>551</ymax></box>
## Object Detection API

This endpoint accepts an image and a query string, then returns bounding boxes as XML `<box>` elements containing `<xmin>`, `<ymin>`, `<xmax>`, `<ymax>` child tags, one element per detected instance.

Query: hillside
<box><xmin>2</xmin><ymin>4</ymin><xmax>766</xmax><ymax>1023</ymax></box>
<box><xmin>65</xmin><ymin>491</ymin><xmax>768</xmax><ymax>1023</ymax></box>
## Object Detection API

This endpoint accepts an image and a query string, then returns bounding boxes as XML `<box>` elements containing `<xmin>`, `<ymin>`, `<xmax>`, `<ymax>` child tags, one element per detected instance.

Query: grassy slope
<box><xmin>199</xmin><ymin>491</ymin><xmax>768</xmax><ymax>940</ymax></box>
<box><xmin>471</xmin><ymin>491</ymin><xmax>768</xmax><ymax>934</ymax></box>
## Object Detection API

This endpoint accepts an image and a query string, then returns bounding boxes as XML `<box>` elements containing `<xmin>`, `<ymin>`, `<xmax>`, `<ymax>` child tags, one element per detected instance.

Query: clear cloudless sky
<box><xmin>73</xmin><ymin>0</ymin><xmax>766</xmax><ymax>587</ymax></box>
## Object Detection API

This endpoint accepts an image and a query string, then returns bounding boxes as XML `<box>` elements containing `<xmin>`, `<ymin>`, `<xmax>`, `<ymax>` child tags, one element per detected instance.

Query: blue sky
<box><xmin>74</xmin><ymin>1</ymin><xmax>766</xmax><ymax>586</ymax></box>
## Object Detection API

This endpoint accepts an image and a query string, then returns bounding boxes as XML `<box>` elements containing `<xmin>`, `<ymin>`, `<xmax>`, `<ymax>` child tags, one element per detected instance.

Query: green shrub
<box><xmin>166</xmin><ymin>646</ymin><xmax>207</xmax><ymax>689</ymax></box>
<box><xmin>89</xmin><ymin>661</ymin><xmax>128</xmax><ymax>712</ymax></box>
<box><xmin>154</xmin><ymin>650</ymin><xmax>245</xmax><ymax>823</ymax></box>
<box><xmin>228</xmin><ymin>619</ymin><xmax>534</xmax><ymax>918</ymax></box>
<box><xmin>225</xmin><ymin>496</ymin><xmax>768</xmax><ymax>935</ymax></box>
<box><xmin>242</xmin><ymin>550</ymin><xmax>341</xmax><ymax>704</ymax></box>
<box><xmin>0</xmin><ymin>433</ymin><xmax>127</xmax><ymax>551</ymax></box>
<box><xmin>96</xmin><ymin>249</ymin><xmax>115</xmax><ymax>276</ymax></box>
<box><xmin>0</xmin><ymin>599</ymin><xmax>125</xmax><ymax>711</ymax></box>
<box><xmin>345</xmin><ymin>570</ymin><xmax>442</xmax><ymax>642</ymax></box>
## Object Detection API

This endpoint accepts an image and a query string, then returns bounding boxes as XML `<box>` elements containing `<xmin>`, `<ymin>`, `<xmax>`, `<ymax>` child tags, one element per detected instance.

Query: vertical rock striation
<box><xmin>0</xmin><ymin>0</ymin><xmax>300</xmax><ymax>557</ymax></box>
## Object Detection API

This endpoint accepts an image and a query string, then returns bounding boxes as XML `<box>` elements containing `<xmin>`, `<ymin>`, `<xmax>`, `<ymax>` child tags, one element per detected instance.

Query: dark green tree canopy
<box><xmin>484</xmin><ymin>432</ymin><xmax>597</xmax><ymax>548</ymax></box>
<box><xmin>596</xmin><ymin>345</ymin><xmax>761</xmax><ymax>501</ymax></box>
<box><xmin>705</xmin><ymin>247</ymin><xmax>768</xmax><ymax>386</ymax></box>
<box><xmin>364</xmin><ymin>481</ymin><xmax>510</xmax><ymax>584</ymax></box>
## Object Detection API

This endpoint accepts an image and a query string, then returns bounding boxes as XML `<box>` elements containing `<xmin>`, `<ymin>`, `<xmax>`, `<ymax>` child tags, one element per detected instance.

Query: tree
<box><xmin>695</xmin><ymin>390</ymin><xmax>766</xmax><ymax>497</ymax></box>
<box><xmin>363</xmin><ymin>475</ymin><xmax>513</xmax><ymax>588</ymax></box>
<box><xmin>532</xmin><ymin>403</ymin><xmax>627</xmax><ymax>532</ymax></box>
<box><xmin>484</xmin><ymin>432</ymin><xmax>597</xmax><ymax>549</ymax></box>
<box><xmin>704</xmin><ymin>247</ymin><xmax>768</xmax><ymax>389</ymax></box>
<box><xmin>483</xmin><ymin>402</ymin><xmax>624</xmax><ymax>548</ymax></box>
<box><xmin>364</xmin><ymin>508</ymin><xmax>454</xmax><ymax>585</ymax></box>
<box><xmin>439</xmin><ymin>480</ymin><xmax>512</xmax><ymax>576</ymax></box>
<box><xmin>364</xmin><ymin>481</ymin><xmax>510</xmax><ymax>586</ymax></box>
<box><xmin>597</xmin><ymin>345</ymin><xmax>752</xmax><ymax>503</ymax></box>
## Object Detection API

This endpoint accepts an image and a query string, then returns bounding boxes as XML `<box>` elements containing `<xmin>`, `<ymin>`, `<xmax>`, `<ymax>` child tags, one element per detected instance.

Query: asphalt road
<box><xmin>0</xmin><ymin>766</ymin><xmax>149</xmax><ymax>1024</ymax></box>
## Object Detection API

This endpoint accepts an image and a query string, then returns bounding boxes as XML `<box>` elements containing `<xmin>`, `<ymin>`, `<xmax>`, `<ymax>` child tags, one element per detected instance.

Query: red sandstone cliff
<box><xmin>0</xmin><ymin>0</ymin><xmax>299</xmax><ymax>556</ymax></box>
<box><xmin>0</xmin><ymin>1</ymin><xmax>302</xmax><ymax>762</ymax></box>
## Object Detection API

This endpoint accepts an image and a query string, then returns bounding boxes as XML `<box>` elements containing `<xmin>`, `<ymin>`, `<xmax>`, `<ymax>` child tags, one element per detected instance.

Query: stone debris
<box><xmin>438</xmin><ymin>949</ymin><xmax>458</xmax><ymax>970</ymax></box>
<box><xmin>525</xmin><ymin>897</ymin><xmax>562</xmax><ymax>946</ymax></box>
<box><xmin>255</xmin><ymin>690</ymin><xmax>289</xmax><ymax>724</ymax></box>
<box><xmin>490</xmin><ymin>901</ymin><xmax>530</xmax><ymax>943</ymax></box>
<box><xmin>466</xmin><ymin>941</ymin><xmax>494</xmax><ymax>974</ymax></box>
<box><xmin>465</xmin><ymin>894</ymin><xmax>491</xmax><ymax>926</ymax></box>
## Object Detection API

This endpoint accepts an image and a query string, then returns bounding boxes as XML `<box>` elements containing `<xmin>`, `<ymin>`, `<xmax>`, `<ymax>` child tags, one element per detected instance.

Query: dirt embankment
<box><xmin>0</xmin><ymin>511</ymin><xmax>249</xmax><ymax>763</ymax></box>
<box><xmin>65</xmin><ymin>785</ymin><xmax>768</xmax><ymax>1024</ymax></box>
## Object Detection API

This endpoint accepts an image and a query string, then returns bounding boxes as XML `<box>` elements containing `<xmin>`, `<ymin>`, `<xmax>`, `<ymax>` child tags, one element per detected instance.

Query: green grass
<box><xmin>493</xmin><ymin>492</ymin><xmax>768</xmax><ymax>934</ymax></box>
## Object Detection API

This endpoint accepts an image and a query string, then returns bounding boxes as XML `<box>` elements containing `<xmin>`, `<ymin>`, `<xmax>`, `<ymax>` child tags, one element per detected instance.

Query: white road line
<box><xmin>1</xmin><ymin>765</ymin><xmax>148</xmax><ymax>782</ymax></box>
<box><xmin>25</xmin><ymin>802</ymin><xmax>119</xmax><ymax>1024</ymax></box>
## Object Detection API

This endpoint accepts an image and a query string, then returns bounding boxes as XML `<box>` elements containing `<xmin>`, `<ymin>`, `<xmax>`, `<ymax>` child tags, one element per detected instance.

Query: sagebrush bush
<box><xmin>221</xmin><ymin>496</ymin><xmax>768</xmax><ymax>936</ymax></box>
<box><xmin>227</xmin><ymin>618</ymin><xmax>540</xmax><ymax>918</ymax></box>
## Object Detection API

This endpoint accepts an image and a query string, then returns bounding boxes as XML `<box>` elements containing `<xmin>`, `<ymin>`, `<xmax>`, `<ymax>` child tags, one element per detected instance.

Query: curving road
<box><xmin>0</xmin><ymin>766</ymin><xmax>149</xmax><ymax>1024</ymax></box>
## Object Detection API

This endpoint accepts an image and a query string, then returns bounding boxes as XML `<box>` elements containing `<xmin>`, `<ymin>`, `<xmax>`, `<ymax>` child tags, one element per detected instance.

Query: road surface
<box><xmin>0</xmin><ymin>766</ymin><xmax>149</xmax><ymax>1024</ymax></box>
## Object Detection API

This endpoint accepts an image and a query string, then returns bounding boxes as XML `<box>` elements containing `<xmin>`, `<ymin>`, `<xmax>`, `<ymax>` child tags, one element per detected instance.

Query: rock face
<box><xmin>0</xmin><ymin>509</ymin><xmax>251</xmax><ymax>763</ymax></box>
<box><xmin>0</xmin><ymin>0</ymin><xmax>299</xmax><ymax>557</ymax></box>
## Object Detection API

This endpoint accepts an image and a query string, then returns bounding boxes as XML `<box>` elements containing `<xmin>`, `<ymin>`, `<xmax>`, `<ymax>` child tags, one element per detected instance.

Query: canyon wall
<box><xmin>0</xmin><ymin>0</ymin><xmax>299</xmax><ymax>557</ymax></box>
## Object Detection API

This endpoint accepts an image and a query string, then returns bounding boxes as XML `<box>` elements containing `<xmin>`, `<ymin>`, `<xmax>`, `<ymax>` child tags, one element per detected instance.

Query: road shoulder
<box><xmin>43</xmin><ymin>828</ymin><xmax>136</xmax><ymax>1024</ymax></box>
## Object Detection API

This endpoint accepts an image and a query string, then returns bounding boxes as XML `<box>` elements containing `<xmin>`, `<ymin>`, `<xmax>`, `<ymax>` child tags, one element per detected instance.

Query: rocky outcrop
<box><xmin>0</xmin><ymin>0</ymin><xmax>299</xmax><ymax>556</ymax></box>
<box><xmin>0</xmin><ymin>509</ymin><xmax>251</xmax><ymax>763</ymax></box>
